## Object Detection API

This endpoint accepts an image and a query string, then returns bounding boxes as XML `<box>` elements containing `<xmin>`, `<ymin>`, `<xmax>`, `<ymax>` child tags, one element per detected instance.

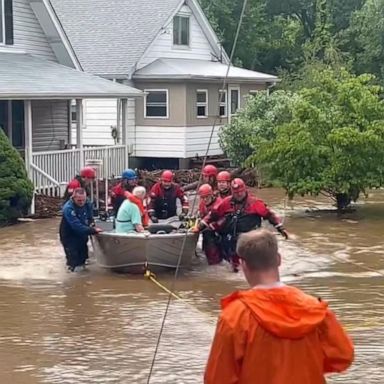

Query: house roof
<box><xmin>48</xmin><ymin>0</ymin><xmax>183</xmax><ymax>76</ymax></box>
<box><xmin>133</xmin><ymin>58</ymin><xmax>278</xmax><ymax>83</ymax></box>
<box><xmin>0</xmin><ymin>52</ymin><xmax>143</xmax><ymax>99</ymax></box>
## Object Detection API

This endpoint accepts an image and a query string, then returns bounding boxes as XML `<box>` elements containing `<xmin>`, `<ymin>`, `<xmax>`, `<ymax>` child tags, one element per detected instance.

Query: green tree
<box><xmin>0</xmin><ymin>129</ymin><xmax>34</xmax><ymax>224</ymax></box>
<box><xmin>342</xmin><ymin>0</ymin><xmax>384</xmax><ymax>82</ymax></box>
<box><xmin>218</xmin><ymin>90</ymin><xmax>297</xmax><ymax>166</ymax></box>
<box><xmin>247</xmin><ymin>68</ymin><xmax>384</xmax><ymax>210</ymax></box>
<box><xmin>199</xmin><ymin>0</ymin><xmax>364</xmax><ymax>75</ymax></box>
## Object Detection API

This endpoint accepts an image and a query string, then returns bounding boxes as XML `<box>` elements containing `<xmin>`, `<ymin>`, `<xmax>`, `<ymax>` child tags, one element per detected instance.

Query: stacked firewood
<box><xmin>33</xmin><ymin>195</ymin><xmax>63</xmax><ymax>218</ymax></box>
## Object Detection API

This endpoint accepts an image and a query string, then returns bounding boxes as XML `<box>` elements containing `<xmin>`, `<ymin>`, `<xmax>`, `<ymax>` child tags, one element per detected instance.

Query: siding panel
<box><xmin>32</xmin><ymin>100</ymin><xmax>69</xmax><ymax>151</ymax></box>
<box><xmin>74</xmin><ymin>98</ymin><xmax>136</xmax><ymax>146</ymax></box>
<box><xmin>8</xmin><ymin>0</ymin><xmax>57</xmax><ymax>60</ymax></box>
<box><xmin>137</xmin><ymin>5</ymin><xmax>214</xmax><ymax>69</ymax></box>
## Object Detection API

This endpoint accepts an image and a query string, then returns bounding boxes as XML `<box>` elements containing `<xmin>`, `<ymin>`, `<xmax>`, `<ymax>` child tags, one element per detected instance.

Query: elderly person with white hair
<box><xmin>115</xmin><ymin>186</ymin><xmax>147</xmax><ymax>233</ymax></box>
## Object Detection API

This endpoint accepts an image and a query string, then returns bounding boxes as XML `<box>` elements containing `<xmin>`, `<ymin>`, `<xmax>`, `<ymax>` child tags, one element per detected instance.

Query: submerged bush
<box><xmin>0</xmin><ymin>129</ymin><xmax>34</xmax><ymax>224</ymax></box>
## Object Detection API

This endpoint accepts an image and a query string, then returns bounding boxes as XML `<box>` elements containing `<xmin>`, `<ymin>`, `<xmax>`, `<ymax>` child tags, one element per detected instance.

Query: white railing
<box><xmin>30</xmin><ymin>164</ymin><xmax>64</xmax><ymax>196</ymax></box>
<box><xmin>84</xmin><ymin>145</ymin><xmax>126</xmax><ymax>179</ymax></box>
<box><xmin>31</xmin><ymin>145</ymin><xmax>128</xmax><ymax>196</ymax></box>
<box><xmin>32</xmin><ymin>148</ymin><xmax>81</xmax><ymax>185</ymax></box>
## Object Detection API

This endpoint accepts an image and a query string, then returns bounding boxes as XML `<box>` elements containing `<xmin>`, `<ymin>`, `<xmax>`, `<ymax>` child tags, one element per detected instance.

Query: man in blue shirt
<box><xmin>59</xmin><ymin>188</ymin><xmax>102</xmax><ymax>271</ymax></box>
<box><xmin>115</xmin><ymin>198</ymin><xmax>144</xmax><ymax>233</ymax></box>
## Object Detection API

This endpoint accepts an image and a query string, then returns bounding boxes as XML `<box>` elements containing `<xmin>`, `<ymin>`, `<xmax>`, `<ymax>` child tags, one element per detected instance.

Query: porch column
<box><xmin>76</xmin><ymin>99</ymin><xmax>84</xmax><ymax>168</ymax></box>
<box><xmin>24</xmin><ymin>100</ymin><xmax>35</xmax><ymax>215</ymax></box>
<box><xmin>7</xmin><ymin>101</ymin><xmax>12</xmax><ymax>145</ymax></box>
<box><xmin>116</xmin><ymin>98</ymin><xmax>121</xmax><ymax>144</ymax></box>
<box><xmin>121</xmin><ymin>98</ymin><xmax>128</xmax><ymax>167</ymax></box>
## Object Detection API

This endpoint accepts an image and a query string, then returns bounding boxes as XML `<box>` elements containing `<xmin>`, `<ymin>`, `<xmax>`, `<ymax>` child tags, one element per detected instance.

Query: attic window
<box><xmin>0</xmin><ymin>0</ymin><xmax>14</xmax><ymax>45</ymax></box>
<box><xmin>173</xmin><ymin>15</ymin><xmax>189</xmax><ymax>46</ymax></box>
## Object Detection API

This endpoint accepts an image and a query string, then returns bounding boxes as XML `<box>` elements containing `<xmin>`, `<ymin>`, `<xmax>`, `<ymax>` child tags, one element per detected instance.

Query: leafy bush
<box><xmin>0</xmin><ymin>129</ymin><xmax>34</xmax><ymax>224</ymax></box>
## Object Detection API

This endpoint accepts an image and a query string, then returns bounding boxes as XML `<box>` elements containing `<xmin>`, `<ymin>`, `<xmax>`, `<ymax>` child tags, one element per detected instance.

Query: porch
<box><xmin>0</xmin><ymin>52</ymin><xmax>143</xmax><ymax>213</ymax></box>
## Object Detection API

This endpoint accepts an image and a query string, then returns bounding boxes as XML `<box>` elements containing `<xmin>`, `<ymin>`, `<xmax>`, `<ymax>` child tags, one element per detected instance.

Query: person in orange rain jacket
<box><xmin>124</xmin><ymin>186</ymin><xmax>149</xmax><ymax>228</ymax></box>
<box><xmin>204</xmin><ymin>229</ymin><xmax>354</xmax><ymax>384</ymax></box>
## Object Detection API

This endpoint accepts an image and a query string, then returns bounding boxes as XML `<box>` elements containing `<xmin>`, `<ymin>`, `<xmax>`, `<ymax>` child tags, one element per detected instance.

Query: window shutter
<box><xmin>4</xmin><ymin>0</ymin><xmax>14</xmax><ymax>45</ymax></box>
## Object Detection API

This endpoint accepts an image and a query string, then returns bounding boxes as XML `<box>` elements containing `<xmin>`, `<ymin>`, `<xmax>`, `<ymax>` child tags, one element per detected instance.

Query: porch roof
<box><xmin>133</xmin><ymin>58</ymin><xmax>278</xmax><ymax>83</ymax></box>
<box><xmin>0</xmin><ymin>52</ymin><xmax>143</xmax><ymax>100</ymax></box>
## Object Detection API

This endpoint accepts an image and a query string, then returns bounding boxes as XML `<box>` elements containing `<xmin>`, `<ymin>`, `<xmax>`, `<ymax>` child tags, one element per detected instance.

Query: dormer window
<box><xmin>0</xmin><ymin>0</ymin><xmax>14</xmax><ymax>45</ymax></box>
<box><xmin>173</xmin><ymin>15</ymin><xmax>189</xmax><ymax>46</ymax></box>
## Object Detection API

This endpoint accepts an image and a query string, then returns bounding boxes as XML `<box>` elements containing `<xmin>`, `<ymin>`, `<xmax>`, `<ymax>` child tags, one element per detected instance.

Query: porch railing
<box><xmin>31</xmin><ymin>145</ymin><xmax>127</xmax><ymax>196</ymax></box>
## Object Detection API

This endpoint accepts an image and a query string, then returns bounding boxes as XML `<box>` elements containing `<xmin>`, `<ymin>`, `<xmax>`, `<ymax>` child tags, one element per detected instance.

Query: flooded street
<box><xmin>0</xmin><ymin>189</ymin><xmax>383</xmax><ymax>383</ymax></box>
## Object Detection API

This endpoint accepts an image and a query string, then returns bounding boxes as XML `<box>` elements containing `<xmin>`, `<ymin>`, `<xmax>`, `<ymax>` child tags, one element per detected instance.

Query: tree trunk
<box><xmin>335</xmin><ymin>193</ymin><xmax>352</xmax><ymax>212</ymax></box>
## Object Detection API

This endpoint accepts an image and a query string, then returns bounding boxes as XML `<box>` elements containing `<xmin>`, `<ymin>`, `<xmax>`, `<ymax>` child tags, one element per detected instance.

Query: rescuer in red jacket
<box><xmin>202</xmin><ymin>165</ymin><xmax>218</xmax><ymax>190</ymax></box>
<box><xmin>216</xmin><ymin>171</ymin><xmax>232</xmax><ymax>198</ymax></box>
<box><xmin>110</xmin><ymin>168</ymin><xmax>138</xmax><ymax>214</ymax></box>
<box><xmin>203</xmin><ymin>178</ymin><xmax>288</xmax><ymax>271</ymax></box>
<box><xmin>148</xmin><ymin>170</ymin><xmax>189</xmax><ymax>222</ymax></box>
<box><xmin>63</xmin><ymin>166</ymin><xmax>96</xmax><ymax>201</ymax></box>
<box><xmin>194</xmin><ymin>184</ymin><xmax>223</xmax><ymax>265</ymax></box>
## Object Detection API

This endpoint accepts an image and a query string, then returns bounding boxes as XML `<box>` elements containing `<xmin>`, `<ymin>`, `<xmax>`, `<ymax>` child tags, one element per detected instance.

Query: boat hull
<box><xmin>92</xmin><ymin>231</ymin><xmax>199</xmax><ymax>272</ymax></box>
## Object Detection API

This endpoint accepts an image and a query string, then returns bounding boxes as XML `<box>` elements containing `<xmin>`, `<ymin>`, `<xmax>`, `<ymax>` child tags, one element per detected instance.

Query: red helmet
<box><xmin>198</xmin><ymin>184</ymin><xmax>213</xmax><ymax>198</ymax></box>
<box><xmin>217</xmin><ymin>171</ymin><xmax>231</xmax><ymax>182</ymax></box>
<box><xmin>202</xmin><ymin>165</ymin><xmax>218</xmax><ymax>178</ymax></box>
<box><xmin>67</xmin><ymin>179</ymin><xmax>81</xmax><ymax>193</ymax></box>
<box><xmin>231</xmin><ymin>178</ymin><xmax>246</xmax><ymax>193</ymax></box>
<box><xmin>80</xmin><ymin>166</ymin><xmax>96</xmax><ymax>179</ymax></box>
<box><xmin>161</xmin><ymin>170</ymin><xmax>174</xmax><ymax>182</ymax></box>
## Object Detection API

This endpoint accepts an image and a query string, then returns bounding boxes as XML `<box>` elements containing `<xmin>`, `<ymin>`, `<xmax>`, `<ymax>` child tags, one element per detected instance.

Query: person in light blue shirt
<box><xmin>115</xmin><ymin>198</ymin><xmax>144</xmax><ymax>233</ymax></box>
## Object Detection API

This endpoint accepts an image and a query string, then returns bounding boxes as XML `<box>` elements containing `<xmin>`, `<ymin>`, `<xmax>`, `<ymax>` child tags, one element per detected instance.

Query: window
<box><xmin>196</xmin><ymin>90</ymin><xmax>208</xmax><ymax>118</ymax></box>
<box><xmin>145</xmin><ymin>90</ymin><xmax>168</xmax><ymax>118</ymax></box>
<box><xmin>218</xmin><ymin>90</ymin><xmax>227</xmax><ymax>117</ymax></box>
<box><xmin>230</xmin><ymin>88</ymin><xmax>240</xmax><ymax>115</ymax></box>
<box><xmin>0</xmin><ymin>0</ymin><xmax>13</xmax><ymax>45</ymax></box>
<box><xmin>173</xmin><ymin>16</ymin><xmax>190</xmax><ymax>46</ymax></box>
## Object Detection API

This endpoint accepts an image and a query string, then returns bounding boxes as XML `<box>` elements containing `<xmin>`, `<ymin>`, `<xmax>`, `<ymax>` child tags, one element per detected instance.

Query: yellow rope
<box><xmin>144</xmin><ymin>268</ymin><xmax>383</xmax><ymax>332</ymax></box>
<box><xmin>144</xmin><ymin>269</ymin><xmax>217</xmax><ymax>325</ymax></box>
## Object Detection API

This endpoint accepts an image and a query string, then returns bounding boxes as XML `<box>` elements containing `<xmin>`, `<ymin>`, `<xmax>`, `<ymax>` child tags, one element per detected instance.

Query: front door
<box><xmin>0</xmin><ymin>100</ymin><xmax>25</xmax><ymax>148</ymax></box>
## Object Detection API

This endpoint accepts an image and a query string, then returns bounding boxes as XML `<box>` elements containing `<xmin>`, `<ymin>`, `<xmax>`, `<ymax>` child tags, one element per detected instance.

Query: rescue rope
<box><xmin>144</xmin><ymin>266</ymin><xmax>383</xmax><ymax>332</ymax></box>
<box><xmin>144</xmin><ymin>268</ymin><xmax>216</xmax><ymax>325</ymax></box>
<box><xmin>326</xmin><ymin>252</ymin><xmax>384</xmax><ymax>277</ymax></box>
<box><xmin>146</xmin><ymin>0</ymin><xmax>249</xmax><ymax>382</ymax></box>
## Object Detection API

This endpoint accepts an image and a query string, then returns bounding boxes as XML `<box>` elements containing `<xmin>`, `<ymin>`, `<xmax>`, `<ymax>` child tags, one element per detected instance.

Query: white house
<box><xmin>44</xmin><ymin>0</ymin><xmax>278</xmax><ymax>169</ymax></box>
<box><xmin>0</xmin><ymin>0</ymin><xmax>143</xmax><ymax>210</ymax></box>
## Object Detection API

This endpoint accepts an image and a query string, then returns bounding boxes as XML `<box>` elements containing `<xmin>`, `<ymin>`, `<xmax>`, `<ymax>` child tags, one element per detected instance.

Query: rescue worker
<box><xmin>205</xmin><ymin>229</ymin><xmax>354</xmax><ymax>384</ymax></box>
<box><xmin>110</xmin><ymin>168</ymin><xmax>138</xmax><ymax>214</ymax></box>
<box><xmin>59</xmin><ymin>188</ymin><xmax>102</xmax><ymax>272</ymax></box>
<box><xmin>115</xmin><ymin>189</ymin><xmax>144</xmax><ymax>234</ymax></box>
<box><xmin>148</xmin><ymin>170</ymin><xmax>189</xmax><ymax>222</ymax></box>
<box><xmin>63</xmin><ymin>166</ymin><xmax>96</xmax><ymax>201</ymax></box>
<box><xmin>124</xmin><ymin>186</ymin><xmax>149</xmax><ymax>228</ymax></box>
<box><xmin>202</xmin><ymin>164</ymin><xmax>218</xmax><ymax>189</ymax></box>
<box><xmin>203</xmin><ymin>178</ymin><xmax>288</xmax><ymax>272</ymax></box>
<box><xmin>216</xmin><ymin>171</ymin><xmax>231</xmax><ymax>198</ymax></box>
<box><xmin>181</xmin><ymin>164</ymin><xmax>218</xmax><ymax>193</ymax></box>
<box><xmin>193</xmin><ymin>184</ymin><xmax>223</xmax><ymax>265</ymax></box>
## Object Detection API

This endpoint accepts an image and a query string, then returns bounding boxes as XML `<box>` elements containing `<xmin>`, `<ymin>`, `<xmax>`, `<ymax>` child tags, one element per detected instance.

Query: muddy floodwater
<box><xmin>0</xmin><ymin>189</ymin><xmax>383</xmax><ymax>383</ymax></box>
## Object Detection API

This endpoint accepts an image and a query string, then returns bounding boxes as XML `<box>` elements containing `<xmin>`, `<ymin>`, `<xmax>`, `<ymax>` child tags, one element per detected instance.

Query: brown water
<box><xmin>0</xmin><ymin>189</ymin><xmax>383</xmax><ymax>383</ymax></box>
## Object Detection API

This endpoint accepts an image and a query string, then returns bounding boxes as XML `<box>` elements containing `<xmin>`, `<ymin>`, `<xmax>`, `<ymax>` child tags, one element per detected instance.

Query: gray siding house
<box><xmin>44</xmin><ymin>0</ymin><xmax>277</xmax><ymax>169</ymax></box>
<box><xmin>0</xmin><ymin>0</ymin><xmax>143</xmax><ymax>211</ymax></box>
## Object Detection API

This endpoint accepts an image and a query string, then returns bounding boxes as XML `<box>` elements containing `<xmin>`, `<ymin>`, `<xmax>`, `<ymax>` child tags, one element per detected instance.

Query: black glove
<box><xmin>150</xmin><ymin>216</ymin><xmax>159</xmax><ymax>224</ymax></box>
<box><xmin>275</xmin><ymin>224</ymin><xmax>289</xmax><ymax>240</ymax></box>
<box><xmin>178</xmin><ymin>213</ymin><xmax>186</xmax><ymax>221</ymax></box>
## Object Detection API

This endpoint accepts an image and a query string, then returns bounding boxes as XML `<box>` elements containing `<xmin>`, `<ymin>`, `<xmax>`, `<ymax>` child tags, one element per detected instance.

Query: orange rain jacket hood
<box><xmin>205</xmin><ymin>285</ymin><xmax>354</xmax><ymax>384</ymax></box>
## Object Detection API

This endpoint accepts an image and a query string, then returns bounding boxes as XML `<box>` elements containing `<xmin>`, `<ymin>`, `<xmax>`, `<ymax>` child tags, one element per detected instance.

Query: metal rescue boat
<box><xmin>91</xmin><ymin>217</ymin><xmax>199</xmax><ymax>272</ymax></box>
